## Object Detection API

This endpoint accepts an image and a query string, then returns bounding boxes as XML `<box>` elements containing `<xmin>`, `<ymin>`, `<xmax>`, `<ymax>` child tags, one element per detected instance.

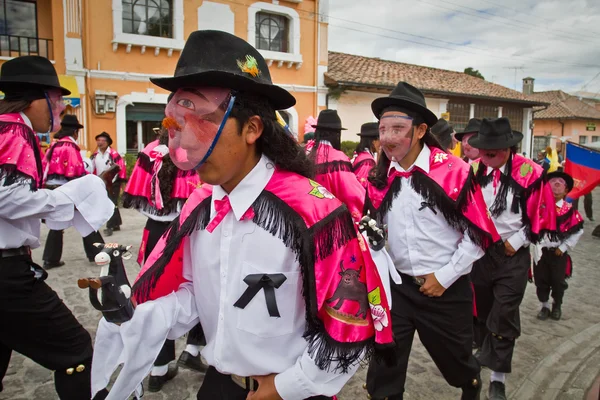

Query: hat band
<box><xmin>3</xmin><ymin>88</ymin><xmax>47</xmax><ymax>102</ymax></box>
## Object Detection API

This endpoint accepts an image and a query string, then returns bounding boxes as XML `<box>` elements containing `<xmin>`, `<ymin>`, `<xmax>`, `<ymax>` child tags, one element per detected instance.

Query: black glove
<box><xmin>357</xmin><ymin>211</ymin><xmax>387</xmax><ymax>251</ymax></box>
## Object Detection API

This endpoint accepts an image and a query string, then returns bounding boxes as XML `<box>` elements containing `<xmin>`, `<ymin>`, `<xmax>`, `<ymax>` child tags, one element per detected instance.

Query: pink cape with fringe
<box><xmin>352</xmin><ymin>151</ymin><xmax>376</xmax><ymax>189</ymax></box>
<box><xmin>44</xmin><ymin>137</ymin><xmax>87</xmax><ymax>183</ymax></box>
<box><xmin>0</xmin><ymin>113</ymin><xmax>43</xmax><ymax>189</ymax></box>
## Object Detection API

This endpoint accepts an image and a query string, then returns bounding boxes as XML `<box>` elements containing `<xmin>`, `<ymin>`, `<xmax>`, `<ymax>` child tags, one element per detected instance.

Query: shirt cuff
<box><xmin>506</xmin><ymin>232</ymin><xmax>526</xmax><ymax>251</ymax></box>
<box><xmin>275</xmin><ymin>367</ymin><xmax>313</xmax><ymax>400</ymax></box>
<box><xmin>434</xmin><ymin>264</ymin><xmax>462</xmax><ymax>289</ymax></box>
<box><xmin>558</xmin><ymin>243</ymin><xmax>569</xmax><ymax>253</ymax></box>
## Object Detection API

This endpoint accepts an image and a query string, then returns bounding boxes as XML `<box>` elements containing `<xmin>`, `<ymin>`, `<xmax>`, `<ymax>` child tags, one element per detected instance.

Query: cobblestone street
<box><xmin>2</xmin><ymin>189</ymin><xmax>599</xmax><ymax>400</ymax></box>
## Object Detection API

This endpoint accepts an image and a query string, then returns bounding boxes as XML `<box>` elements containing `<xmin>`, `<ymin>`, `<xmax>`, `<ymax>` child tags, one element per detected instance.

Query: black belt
<box><xmin>398</xmin><ymin>271</ymin><xmax>425</xmax><ymax>286</ymax></box>
<box><xmin>0</xmin><ymin>246</ymin><xmax>31</xmax><ymax>258</ymax></box>
<box><xmin>231</xmin><ymin>374</ymin><xmax>259</xmax><ymax>391</ymax></box>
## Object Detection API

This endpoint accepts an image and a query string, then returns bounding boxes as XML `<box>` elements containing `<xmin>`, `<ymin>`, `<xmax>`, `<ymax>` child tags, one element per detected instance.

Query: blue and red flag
<box><xmin>564</xmin><ymin>142</ymin><xmax>600</xmax><ymax>199</ymax></box>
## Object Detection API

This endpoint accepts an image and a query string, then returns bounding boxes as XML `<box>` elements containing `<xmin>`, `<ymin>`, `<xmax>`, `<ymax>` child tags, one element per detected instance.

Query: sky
<box><xmin>327</xmin><ymin>0</ymin><xmax>600</xmax><ymax>95</ymax></box>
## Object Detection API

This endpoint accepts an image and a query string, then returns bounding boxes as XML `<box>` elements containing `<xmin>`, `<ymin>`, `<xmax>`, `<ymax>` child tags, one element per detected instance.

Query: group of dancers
<box><xmin>0</xmin><ymin>29</ymin><xmax>585</xmax><ymax>400</ymax></box>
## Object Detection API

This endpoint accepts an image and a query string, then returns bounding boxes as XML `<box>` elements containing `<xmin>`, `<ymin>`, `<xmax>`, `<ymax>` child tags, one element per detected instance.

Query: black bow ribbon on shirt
<box><xmin>233</xmin><ymin>274</ymin><xmax>287</xmax><ymax>317</ymax></box>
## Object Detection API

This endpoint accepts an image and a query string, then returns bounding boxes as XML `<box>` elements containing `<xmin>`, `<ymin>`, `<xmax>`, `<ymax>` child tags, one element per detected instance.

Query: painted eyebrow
<box><xmin>183</xmin><ymin>88</ymin><xmax>209</xmax><ymax>102</ymax></box>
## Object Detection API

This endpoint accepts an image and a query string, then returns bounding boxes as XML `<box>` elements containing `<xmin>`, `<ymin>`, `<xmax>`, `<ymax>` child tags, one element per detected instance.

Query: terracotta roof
<box><xmin>528</xmin><ymin>90</ymin><xmax>600</xmax><ymax>120</ymax></box>
<box><xmin>326</xmin><ymin>51</ymin><xmax>544</xmax><ymax>105</ymax></box>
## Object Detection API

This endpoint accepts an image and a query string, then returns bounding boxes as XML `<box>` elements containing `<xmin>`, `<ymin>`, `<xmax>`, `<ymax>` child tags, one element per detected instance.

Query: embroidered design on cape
<box><xmin>368</xmin><ymin>287</ymin><xmax>389</xmax><ymax>332</ymax></box>
<box><xmin>237</xmin><ymin>55</ymin><xmax>261</xmax><ymax>77</ymax></box>
<box><xmin>434</xmin><ymin>153</ymin><xmax>448</xmax><ymax>163</ymax></box>
<box><xmin>325</xmin><ymin>260</ymin><xmax>369</xmax><ymax>326</ymax></box>
<box><xmin>308</xmin><ymin>180</ymin><xmax>334</xmax><ymax>199</ymax></box>
<box><xmin>471</xmin><ymin>161</ymin><xmax>480</xmax><ymax>174</ymax></box>
<box><xmin>519</xmin><ymin>162</ymin><xmax>533</xmax><ymax>178</ymax></box>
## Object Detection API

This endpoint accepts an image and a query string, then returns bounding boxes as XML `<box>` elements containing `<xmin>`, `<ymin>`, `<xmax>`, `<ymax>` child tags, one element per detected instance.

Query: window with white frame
<box><xmin>122</xmin><ymin>0</ymin><xmax>172</xmax><ymax>38</ymax></box>
<box><xmin>579</xmin><ymin>135</ymin><xmax>588</xmax><ymax>144</ymax></box>
<box><xmin>256</xmin><ymin>12</ymin><xmax>289</xmax><ymax>53</ymax></box>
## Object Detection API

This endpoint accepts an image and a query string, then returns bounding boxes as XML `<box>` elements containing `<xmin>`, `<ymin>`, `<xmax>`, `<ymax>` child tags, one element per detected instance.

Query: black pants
<box><xmin>43</xmin><ymin>229</ymin><xmax>105</xmax><ymax>263</ymax></box>
<box><xmin>0</xmin><ymin>255</ymin><xmax>93</xmax><ymax>399</ymax></box>
<box><xmin>106</xmin><ymin>183</ymin><xmax>122</xmax><ymax>229</ymax></box>
<box><xmin>366</xmin><ymin>274</ymin><xmax>480</xmax><ymax>399</ymax></box>
<box><xmin>471</xmin><ymin>246</ymin><xmax>530</xmax><ymax>373</ymax></box>
<box><xmin>573</xmin><ymin>192</ymin><xmax>593</xmax><ymax>219</ymax></box>
<box><xmin>534</xmin><ymin>249</ymin><xmax>569</xmax><ymax>306</ymax></box>
<box><xmin>196</xmin><ymin>366</ymin><xmax>333</xmax><ymax>400</ymax></box>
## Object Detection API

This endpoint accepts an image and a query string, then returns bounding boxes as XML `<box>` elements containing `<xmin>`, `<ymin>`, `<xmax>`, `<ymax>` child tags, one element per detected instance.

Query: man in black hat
<box><xmin>91</xmin><ymin>131</ymin><xmax>127</xmax><ymax>236</ymax></box>
<box><xmin>455</xmin><ymin>118</ymin><xmax>481</xmax><ymax>164</ymax></box>
<box><xmin>364</xmin><ymin>82</ymin><xmax>500</xmax><ymax>400</ymax></box>
<box><xmin>306</xmin><ymin>109</ymin><xmax>366</xmax><ymax>221</ymax></box>
<box><xmin>352</xmin><ymin>122</ymin><xmax>380</xmax><ymax>188</ymax></box>
<box><xmin>0</xmin><ymin>56</ymin><xmax>113</xmax><ymax>399</ymax></box>
<box><xmin>468</xmin><ymin>117</ymin><xmax>556</xmax><ymax>400</ymax></box>
<box><xmin>532</xmin><ymin>171</ymin><xmax>583</xmax><ymax>321</ymax></box>
<box><xmin>42</xmin><ymin>114</ymin><xmax>105</xmax><ymax>269</ymax></box>
<box><xmin>430</xmin><ymin>118</ymin><xmax>456</xmax><ymax>151</ymax></box>
<box><xmin>90</xmin><ymin>30</ymin><xmax>394</xmax><ymax>400</ymax></box>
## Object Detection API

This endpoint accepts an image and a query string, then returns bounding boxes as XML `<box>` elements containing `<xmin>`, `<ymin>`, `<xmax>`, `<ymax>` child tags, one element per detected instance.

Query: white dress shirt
<box><xmin>181</xmin><ymin>155</ymin><xmax>357</xmax><ymax>399</ymax></box>
<box><xmin>480</xmin><ymin>163</ymin><xmax>529</xmax><ymax>250</ymax></box>
<box><xmin>533</xmin><ymin>199</ymin><xmax>584</xmax><ymax>263</ymax></box>
<box><xmin>93</xmin><ymin>148</ymin><xmax>111</xmax><ymax>176</ymax></box>
<box><xmin>386</xmin><ymin>144</ymin><xmax>484</xmax><ymax>289</ymax></box>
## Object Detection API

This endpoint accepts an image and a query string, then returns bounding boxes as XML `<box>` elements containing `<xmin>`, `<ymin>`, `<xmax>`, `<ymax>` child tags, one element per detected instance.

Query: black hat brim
<box><xmin>454</xmin><ymin>130</ymin><xmax>478</xmax><ymax>141</ymax></box>
<box><xmin>371</xmin><ymin>96</ymin><xmax>438</xmax><ymax>127</ymax></box>
<box><xmin>0</xmin><ymin>80</ymin><xmax>70</xmax><ymax>96</ymax></box>
<box><xmin>467</xmin><ymin>131</ymin><xmax>523</xmax><ymax>150</ymax></box>
<box><xmin>311</xmin><ymin>124</ymin><xmax>347</xmax><ymax>131</ymax></box>
<box><xmin>547</xmin><ymin>171</ymin><xmax>574</xmax><ymax>192</ymax></box>
<box><xmin>357</xmin><ymin>132</ymin><xmax>379</xmax><ymax>138</ymax></box>
<box><xmin>62</xmin><ymin>123</ymin><xmax>84</xmax><ymax>129</ymax></box>
<box><xmin>151</xmin><ymin>71</ymin><xmax>296</xmax><ymax>110</ymax></box>
<box><xmin>95</xmin><ymin>133</ymin><xmax>113</xmax><ymax>146</ymax></box>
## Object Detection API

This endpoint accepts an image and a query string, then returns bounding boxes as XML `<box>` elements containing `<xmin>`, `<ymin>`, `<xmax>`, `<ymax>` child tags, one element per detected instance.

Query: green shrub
<box><xmin>341</xmin><ymin>141</ymin><xmax>358</xmax><ymax>158</ymax></box>
<box><xmin>124</xmin><ymin>153</ymin><xmax>137</xmax><ymax>180</ymax></box>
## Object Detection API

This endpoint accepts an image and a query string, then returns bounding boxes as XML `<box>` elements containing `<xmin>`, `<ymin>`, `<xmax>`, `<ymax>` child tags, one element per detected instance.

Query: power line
<box><xmin>579</xmin><ymin>71</ymin><xmax>600</xmax><ymax>92</ymax></box>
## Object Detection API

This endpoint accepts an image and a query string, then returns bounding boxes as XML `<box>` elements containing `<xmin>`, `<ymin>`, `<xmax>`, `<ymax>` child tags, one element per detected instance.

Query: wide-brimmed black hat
<box><xmin>0</xmin><ymin>56</ymin><xmax>70</xmax><ymax>95</ymax></box>
<box><xmin>371</xmin><ymin>82</ymin><xmax>438</xmax><ymax>127</ymax></box>
<box><xmin>311</xmin><ymin>109</ymin><xmax>347</xmax><ymax>131</ymax></box>
<box><xmin>455</xmin><ymin>118</ymin><xmax>481</xmax><ymax>141</ymax></box>
<box><xmin>151</xmin><ymin>30</ymin><xmax>295</xmax><ymax>110</ymax></box>
<box><xmin>430</xmin><ymin>118</ymin><xmax>454</xmax><ymax>148</ymax></box>
<box><xmin>468</xmin><ymin>117</ymin><xmax>523</xmax><ymax>150</ymax></box>
<box><xmin>547</xmin><ymin>171</ymin><xmax>574</xmax><ymax>192</ymax></box>
<box><xmin>95</xmin><ymin>132</ymin><xmax>113</xmax><ymax>146</ymax></box>
<box><xmin>357</xmin><ymin>122</ymin><xmax>379</xmax><ymax>138</ymax></box>
<box><xmin>61</xmin><ymin>114</ymin><xmax>84</xmax><ymax>129</ymax></box>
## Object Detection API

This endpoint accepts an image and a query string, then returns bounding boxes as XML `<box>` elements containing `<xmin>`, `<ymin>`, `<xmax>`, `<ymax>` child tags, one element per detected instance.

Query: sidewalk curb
<box><xmin>511</xmin><ymin>322</ymin><xmax>600</xmax><ymax>400</ymax></box>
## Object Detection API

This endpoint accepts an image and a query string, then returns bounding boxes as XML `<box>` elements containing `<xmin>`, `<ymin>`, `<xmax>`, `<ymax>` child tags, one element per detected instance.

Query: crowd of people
<box><xmin>0</xmin><ymin>29</ymin><xmax>595</xmax><ymax>400</ymax></box>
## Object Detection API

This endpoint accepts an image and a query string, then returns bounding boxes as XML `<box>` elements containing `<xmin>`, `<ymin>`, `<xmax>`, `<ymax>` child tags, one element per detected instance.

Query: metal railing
<box><xmin>0</xmin><ymin>35</ymin><xmax>54</xmax><ymax>60</ymax></box>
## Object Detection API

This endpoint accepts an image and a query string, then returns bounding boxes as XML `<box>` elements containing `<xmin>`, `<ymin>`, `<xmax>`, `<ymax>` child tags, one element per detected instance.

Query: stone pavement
<box><xmin>2</xmin><ymin>188</ymin><xmax>600</xmax><ymax>400</ymax></box>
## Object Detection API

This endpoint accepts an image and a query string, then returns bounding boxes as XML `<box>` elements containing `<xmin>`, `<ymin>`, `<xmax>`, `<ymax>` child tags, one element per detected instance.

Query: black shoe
<box><xmin>537</xmin><ymin>307</ymin><xmax>551</xmax><ymax>320</ymax></box>
<box><xmin>488</xmin><ymin>381</ymin><xmax>506</xmax><ymax>400</ymax></box>
<box><xmin>589</xmin><ymin>217</ymin><xmax>595</xmax><ymax>222</ymax></box>
<box><xmin>550</xmin><ymin>304</ymin><xmax>562</xmax><ymax>320</ymax></box>
<box><xmin>43</xmin><ymin>261</ymin><xmax>65</xmax><ymax>270</ymax></box>
<box><xmin>112</xmin><ymin>226</ymin><xmax>121</xmax><ymax>231</ymax></box>
<box><xmin>147</xmin><ymin>364</ymin><xmax>178</xmax><ymax>392</ymax></box>
<box><xmin>103</xmin><ymin>228</ymin><xmax>113</xmax><ymax>237</ymax></box>
<box><xmin>461</xmin><ymin>375</ymin><xmax>482</xmax><ymax>400</ymax></box>
<box><xmin>177</xmin><ymin>351</ymin><xmax>207</xmax><ymax>373</ymax></box>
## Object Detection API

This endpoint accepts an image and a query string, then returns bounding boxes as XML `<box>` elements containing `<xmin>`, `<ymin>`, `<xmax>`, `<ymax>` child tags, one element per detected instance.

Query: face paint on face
<box><xmin>480</xmin><ymin>148</ymin><xmax>510</xmax><ymax>169</ymax></box>
<box><xmin>46</xmin><ymin>90</ymin><xmax>66</xmax><ymax>132</ymax></box>
<box><xmin>461</xmin><ymin>133</ymin><xmax>480</xmax><ymax>160</ymax></box>
<box><xmin>163</xmin><ymin>87</ymin><xmax>234</xmax><ymax>170</ymax></box>
<box><xmin>549</xmin><ymin>177</ymin><xmax>567</xmax><ymax>198</ymax></box>
<box><xmin>378</xmin><ymin>115</ymin><xmax>415</xmax><ymax>162</ymax></box>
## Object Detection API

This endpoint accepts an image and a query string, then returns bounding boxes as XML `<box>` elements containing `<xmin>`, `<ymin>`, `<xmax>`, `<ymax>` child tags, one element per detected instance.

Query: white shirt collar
<box><xmin>485</xmin><ymin>162</ymin><xmax>507</xmax><ymax>175</ymax></box>
<box><xmin>67</xmin><ymin>136</ymin><xmax>78</xmax><ymax>144</ymax></box>
<box><xmin>556</xmin><ymin>199</ymin><xmax>564</xmax><ymax>207</ymax></box>
<box><xmin>211</xmin><ymin>154</ymin><xmax>275</xmax><ymax>221</ymax></box>
<box><xmin>320</xmin><ymin>140</ymin><xmax>332</xmax><ymax>147</ymax></box>
<box><xmin>19</xmin><ymin>112</ymin><xmax>33</xmax><ymax>130</ymax></box>
<box><xmin>388</xmin><ymin>144</ymin><xmax>431</xmax><ymax>175</ymax></box>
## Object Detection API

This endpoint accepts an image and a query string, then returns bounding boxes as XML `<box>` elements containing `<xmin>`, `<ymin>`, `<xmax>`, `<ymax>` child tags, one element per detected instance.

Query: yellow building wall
<box><xmin>533</xmin><ymin>119</ymin><xmax>600</xmax><ymax>148</ymax></box>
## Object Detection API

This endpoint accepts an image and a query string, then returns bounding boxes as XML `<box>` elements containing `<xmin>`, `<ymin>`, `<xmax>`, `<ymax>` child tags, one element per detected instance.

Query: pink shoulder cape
<box><xmin>43</xmin><ymin>137</ymin><xmax>87</xmax><ymax>184</ymax></box>
<box><xmin>556</xmin><ymin>201</ymin><xmax>584</xmax><ymax>240</ymax></box>
<box><xmin>133</xmin><ymin>169</ymin><xmax>394</xmax><ymax>372</ymax></box>
<box><xmin>472</xmin><ymin>154</ymin><xmax>556</xmax><ymax>242</ymax></box>
<box><xmin>310</xmin><ymin>143</ymin><xmax>366</xmax><ymax>222</ymax></box>
<box><xmin>0</xmin><ymin>113</ymin><xmax>43</xmax><ymax>190</ymax></box>
<box><xmin>366</xmin><ymin>147</ymin><xmax>500</xmax><ymax>250</ymax></box>
<box><xmin>352</xmin><ymin>151</ymin><xmax>376</xmax><ymax>189</ymax></box>
<box><xmin>91</xmin><ymin>147</ymin><xmax>127</xmax><ymax>181</ymax></box>
<box><xmin>123</xmin><ymin>140</ymin><xmax>200</xmax><ymax>215</ymax></box>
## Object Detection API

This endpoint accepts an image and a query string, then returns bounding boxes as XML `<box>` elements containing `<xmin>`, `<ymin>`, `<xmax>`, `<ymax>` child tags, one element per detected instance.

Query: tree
<box><xmin>464</xmin><ymin>67</ymin><xmax>485</xmax><ymax>80</ymax></box>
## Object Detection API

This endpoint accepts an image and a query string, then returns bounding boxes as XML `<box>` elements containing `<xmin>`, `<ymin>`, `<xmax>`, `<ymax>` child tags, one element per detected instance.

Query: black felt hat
<box><xmin>0</xmin><ymin>56</ymin><xmax>70</xmax><ymax>95</ymax></box>
<box><xmin>61</xmin><ymin>114</ymin><xmax>84</xmax><ymax>129</ymax></box>
<box><xmin>95</xmin><ymin>132</ymin><xmax>113</xmax><ymax>147</ymax></box>
<box><xmin>455</xmin><ymin>118</ymin><xmax>481</xmax><ymax>141</ymax></box>
<box><xmin>311</xmin><ymin>109</ymin><xmax>347</xmax><ymax>131</ymax></box>
<box><xmin>151</xmin><ymin>30</ymin><xmax>295</xmax><ymax>110</ymax></box>
<box><xmin>547</xmin><ymin>171</ymin><xmax>574</xmax><ymax>192</ymax></box>
<box><xmin>371</xmin><ymin>81</ymin><xmax>438</xmax><ymax>126</ymax></box>
<box><xmin>467</xmin><ymin>117</ymin><xmax>523</xmax><ymax>150</ymax></box>
<box><xmin>357</xmin><ymin>122</ymin><xmax>379</xmax><ymax>138</ymax></box>
<box><xmin>430</xmin><ymin>118</ymin><xmax>454</xmax><ymax>148</ymax></box>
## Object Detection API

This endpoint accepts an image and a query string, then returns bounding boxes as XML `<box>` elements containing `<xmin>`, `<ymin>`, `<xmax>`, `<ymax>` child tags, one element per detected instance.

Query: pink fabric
<box><xmin>0</xmin><ymin>113</ymin><xmax>41</xmax><ymax>187</ymax></box>
<box><xmin>352</xmin><ymin>151</ymin><xmax>376</xmax><ymax>189</ymax></box>
<box><xmin>556</xmin><ymin>201</ymin><xmax>584</xmax><ymax>236</ymax></box>
<box><xmin>492</xmin><ymin>168</ymin><xmax>501</xmax><ymax>195</ymax></box>
<box><xmin>312</xmin><ymin>143</ymin><xmax>366</xmax><ymax>222</ymax></box>
<box><xmin>304</xmin><ymin>116</ymin><xmax>317</xmax><ymax>134</ymax></box>
<box><xmin>137</xmin><ymin>227</ymin><xmax>150</xmax><ymax>266</ymax></box>
<box><xmin>43</xmin><ymin>138</ymin><xmax>87</xmax><ymax>183</ymax></box>
<box><xmin>206</xmin><ymin>196</ymin><xmax>232</xmax><ymax>233</ymax></box>
<box><xmin>148</xmin><ymin>145</ymin><xmax>168</xmax><ymax>209</ymax></box>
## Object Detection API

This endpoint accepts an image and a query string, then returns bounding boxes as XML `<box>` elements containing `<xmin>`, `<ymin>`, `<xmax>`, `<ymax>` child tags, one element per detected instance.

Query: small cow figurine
<box><xmin>326</xmin><ymin>260</ymin><xmax>368</xmax><ymax>319</ymax></box>
<box><xmin>78</xmin><ymin>243</ymin><xmax>135</xmax><ymax>324</ymax></box>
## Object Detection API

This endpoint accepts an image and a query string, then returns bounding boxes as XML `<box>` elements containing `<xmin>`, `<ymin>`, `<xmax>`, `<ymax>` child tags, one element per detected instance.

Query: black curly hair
<box><xmin>156</xmin><ymin>128</ymin><xmax>177</xmax><ymax>206</ymax></box>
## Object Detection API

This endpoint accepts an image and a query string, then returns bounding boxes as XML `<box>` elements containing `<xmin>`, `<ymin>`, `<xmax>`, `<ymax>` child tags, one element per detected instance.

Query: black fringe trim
<box><xmin>45</xmin><ymin>140</ymin><xmax>80</xmax><ymax>162</ymax></box>
<box><xmin>0</xmin><ymin>164</ymin><xmax>36</xmax><ymax>191</ymax></box>
<box><xmin>132</xmin><ymin>196</ymin><xmax>212</xmax><ymax>301</ymax></box>
<box><xmin>0</xmin><ymin>121</ymin><xmax>42</xmax><ymax>190</ymax></box>
<box><xmin>352</xmin><ymin>158</ymin><xmax>376</xmax><ymax>172</ymax></box>
<box><xmin>136</xmin><ymin>152</ymin><xmax>153</xmax><ymax>173</ymax></box>
<box><xmin>556</xmin><ymin>220</ymin><xmax>584</xmax><ymax>242</ymax></box>
<box><xmin>46</xmin><ymin>172</ymin><xmax>86</xmax><ymax>182</ymax></box>
<box><xmin>363</xmin><ymin>176</ymin><xmax>403</xmax><ymax>225</ymax></box>
<box><xmin>315</xmin><ymin>160</ymin><xmax>353</xmax><ymax>175</ymax></box>
<box><xmin>121</xmin><ymin>193</ymin><xmax>187</xmax><ymax>216</ymax></box>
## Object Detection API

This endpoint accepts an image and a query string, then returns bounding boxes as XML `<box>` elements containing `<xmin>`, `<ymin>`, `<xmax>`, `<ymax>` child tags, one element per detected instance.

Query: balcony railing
<box><xmin>0</xmin><ymin>35</ymin><xmax>54</xmax><ymax>60</ymax></box>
